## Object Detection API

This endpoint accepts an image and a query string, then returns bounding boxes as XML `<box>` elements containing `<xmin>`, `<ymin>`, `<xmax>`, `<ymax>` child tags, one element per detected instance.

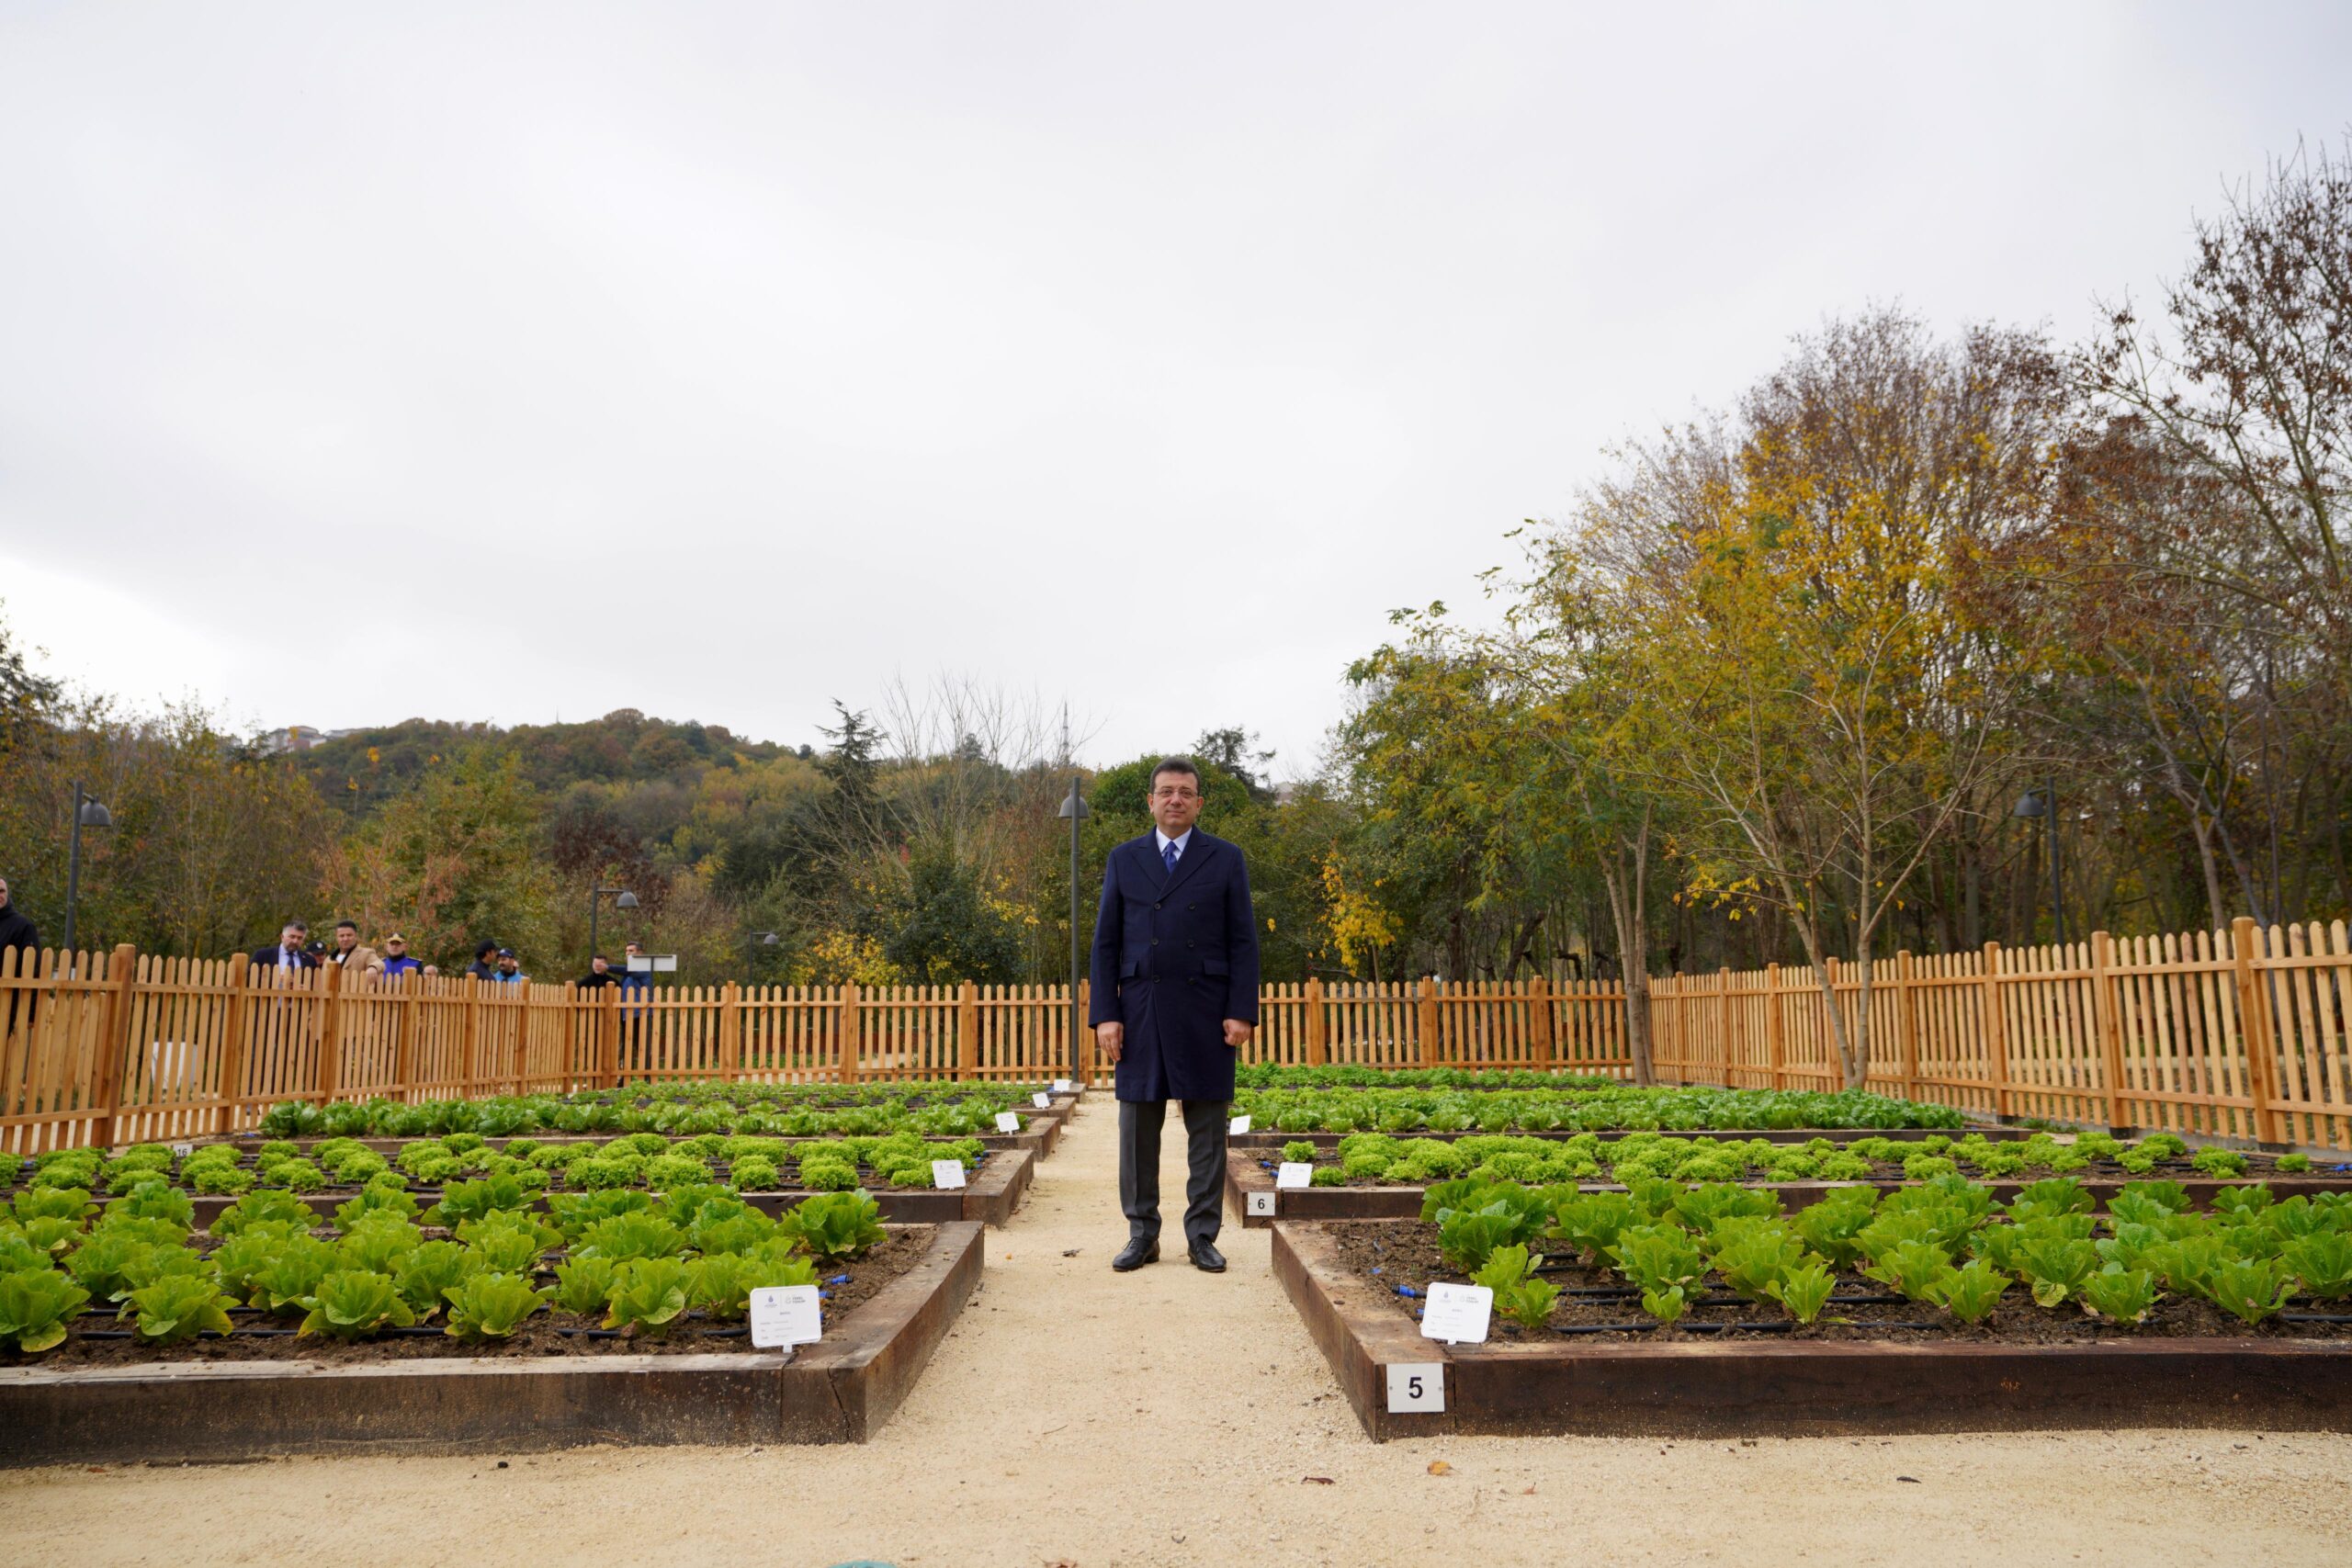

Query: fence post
<box><xmin>957</xmin><ymin>981</ymin><xmax>979</xmax><ymax>1078</ymax></box>
<box><xmin>315</xmin><ymin>957</ymin><xmax>344</xmax><ymax>1108</ymax></box>
<box><xmin>1981</xmin><ymin>942</ymin><xmax>2010</xmax><ymax>1119</ymax></box>
<box><xmin>2091</xmin><ymin>931</ymin><xmax>2130</xmax><ymax>1133</ymax></box>
<box><xmin>215</xmin><ymin>953</ymin><xmax>250</xmax><ymax>1136</ymax></box>
<box><xmin>2230</xmin><ymin>917</ymin><xmax>2283</xmax><ymax>1145</ymax></box>
<box><xmin>1305</xmin><ymin>976</ymin><xmax>1329</xmax><ymax>1067</ymax></box>
<box><xmin>389</xmin><ymin>969</ymin><xmax>417</xmax><ymax>1102</ymax></box>
<box><xmin>1526</xmin><ymin>975</ymin><xmax>1552</xmax><ymax>1069</ymax></box>
<box><xmin>1417</xmin><ymin>977</ymin><xmax>1440</xmax><ymax>1068</ymax></box>
<box><xmin>1895</xmin><ymin>950</ymin><xmax>1920</xmax><ymax>1103</ymax></box>
<box><xmin>719</xmin><ymin>981</ymin><xmax>742</xmax><ymax>1084</ymax></box>
<box><xmin>1764</xmin><ymin>964</ymin><xmax>1785</xmax><ymax>1089</ymax></box>
<box><xmin>90</xmin><ymin>944</ymin><xmax>140</xmax><ymax>1149</ymax></box>
<box><xmin>460</xmin><ymin>976</ymin><xmax>482</xmax><ymax>1100</ymax></box>
<box><xmin>1079</xmin><ymin>980</ymin><xmax>1094</xmax><ymax>1084</ymax></box>
<box><xmin>600</xmin><ymin>984</ymin><xmax>621</xmax><ymax>1089</ymax></box>
<box><xmin>1715</xmin><ymin>968</ymin><xmax>1733</xmax><ymax>1085</ymax></box>
<box><xmin>839</xmin><ymin>982</ymin><xmax>861</xmax><ymax>1084</ymax></box>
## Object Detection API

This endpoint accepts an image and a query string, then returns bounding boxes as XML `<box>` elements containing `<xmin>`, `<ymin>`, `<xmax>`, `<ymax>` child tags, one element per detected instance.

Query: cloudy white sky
<box><xmin>2</xmin><ymin>3</ymin><xmax>2347</xmax><ymax>775</ymax></box>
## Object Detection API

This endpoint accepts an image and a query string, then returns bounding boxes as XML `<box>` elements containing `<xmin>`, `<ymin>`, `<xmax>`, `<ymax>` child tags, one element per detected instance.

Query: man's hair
<box><xmin>625</xmin><ymin>940</ymin><xmax>641</xmax><ymax>950</ymax></box>
<box><xmin>283</xmin><ymin>920</ymin><xmax>309</xmax><ymax>934</ymax></box>
<box><xmin>476</xmin><ymin>940</ymin><xmax>498</xmax><ymax>959</ymax></box>
<box><xmin>335</xmin><ymin>919</ymin><xmax>357</xmax><ymax>933</ymax></box>
<box><xmin>1149</xmin><ymin>756</ymin><xmax>1201</xmax><ymax>792</ymax></box>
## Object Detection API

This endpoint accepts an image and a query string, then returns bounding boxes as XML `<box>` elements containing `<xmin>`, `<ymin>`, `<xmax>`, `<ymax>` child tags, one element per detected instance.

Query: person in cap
<box><xmin>493</xmin><ymin>948</ymin><xmax>526</xmax><ymax>983</ymax></box>
<box><xmin>379</xmin><ymin>934</ymin><xmax>424</xmax><ymax>980</ymax></box>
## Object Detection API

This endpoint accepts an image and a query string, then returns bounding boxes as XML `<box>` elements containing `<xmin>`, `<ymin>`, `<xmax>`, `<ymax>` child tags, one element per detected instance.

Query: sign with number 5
<box><xmin>1385</xmin><ymin>1362</ymin><xmax>1445</xmax><ymax>1413</ymax></box>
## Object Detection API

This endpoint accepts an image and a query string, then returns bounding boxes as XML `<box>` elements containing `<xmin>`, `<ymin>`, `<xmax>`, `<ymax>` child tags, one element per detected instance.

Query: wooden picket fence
<box><xmin>2</xmin><ymin>916</ymin><xmax>2346</xmax><ymax>1153</ymax></box>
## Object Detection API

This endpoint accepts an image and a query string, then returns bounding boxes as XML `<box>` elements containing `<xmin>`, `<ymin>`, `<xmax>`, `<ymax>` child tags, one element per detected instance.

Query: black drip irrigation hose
<box><xmin>1552</xmin><ymin>1318</ymin><xmax>1942</xmax><ymax>1337</ymax></box>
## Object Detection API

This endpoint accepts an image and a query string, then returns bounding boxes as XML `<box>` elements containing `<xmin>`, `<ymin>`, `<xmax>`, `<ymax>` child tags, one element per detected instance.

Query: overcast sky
<box><xmin>3</xmin><ymin>4</ymin><xmax>2347</xmax><ymax>776</ymax></box>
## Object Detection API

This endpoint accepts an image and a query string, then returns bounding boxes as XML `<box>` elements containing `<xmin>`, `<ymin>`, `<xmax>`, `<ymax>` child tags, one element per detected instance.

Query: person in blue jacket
<box><xmin>1089</xmin><ymin>756</ymin><xmax>1259</xmax><ymax>1273</ymax></box>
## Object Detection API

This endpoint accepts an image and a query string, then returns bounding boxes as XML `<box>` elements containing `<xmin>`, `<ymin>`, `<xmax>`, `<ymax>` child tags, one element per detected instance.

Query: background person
<box><xmin>618</xmin><ymin>939</ymin><xmax>651</xmax><ymax>1072</ymax></box>
<box><xmin>379</xmin><ymin>933</ymin><xmax>424</xmax><ymax>980</ymax></box>
<box><xmin>465</xmin><ymin>941</ymin><xmax>499</xmax><ymax>982</ymax></box>
<box><xmin>250</xmin><ymin>922</ymin><xmax>315</xmax><ymax>976</ymax></box>
<box><xmin>326</xmin><ymin>919</ymin><xmax>381</xmax><ymax>976</ymax></box>
<box><xmin>493</xmin><ymin>948</ymin><xmax>526</xmax><ymax>983</ymax></box>
<box><xmin>0</xmin><ymin>875</ymin><xmax>38</xmax><ymax>1038</ymax></box>
<box><xmin>1089</xmin><ymin>756</ymin><xmax>1260</xmax><ymax>1274</ymax></box>
<box><xmin>577</xmin><ymin>953</ymin><xmax>621</xmax><ymax>990</ymax></box>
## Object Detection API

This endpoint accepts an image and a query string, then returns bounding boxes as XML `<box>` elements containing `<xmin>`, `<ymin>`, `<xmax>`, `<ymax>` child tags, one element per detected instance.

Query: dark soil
<box><xmin>4</xmin><ymin>1225</ymin><xmax>933</xmax><ymax>1369</ymax></box>
<box><xmin>1326</xmin><ymin>1220</ymin><xmax>2352</xmax><ymax>1345</ymax></box>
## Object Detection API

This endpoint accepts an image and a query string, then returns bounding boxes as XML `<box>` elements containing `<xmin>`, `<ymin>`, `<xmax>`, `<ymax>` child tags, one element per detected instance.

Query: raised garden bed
<box><xmin>1225</xmin><ymin>1129</ymin><xmax>2337</xmax><ymax>1227</ymax></box>
<box><xmin>1229</xmin><ymin>1158</ymin><xmax>2348</xmax><ymax>1227</ymax></box>
<box><xmin>1230</xmin><ymin>1124</ymin><xmax>2024</xmax><ymax>1152</ymax></box>
<box><xmin>1272</xmin><ymin>1220</ymin><xmax>2352</xmax><ymax>1438</ymax></box>
<box><xmin>0</xmin><ymin>1220</ymin><xmax>984</xmax><ymax>1461</ymax></box>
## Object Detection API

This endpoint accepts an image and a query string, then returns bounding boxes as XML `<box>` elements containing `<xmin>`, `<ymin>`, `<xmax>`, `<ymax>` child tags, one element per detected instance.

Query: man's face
<box><xmin>499</xmin><ymin>956</ymin><xmax>517</xmax><ymax>974</ymax></box>
<box><xmin>386</xmin><ymin>939</ymin><xmax>407</xmax><ymax>961</ymax></box>
<box><xmin>592</xmin><ymin>956</ymin><xmax>608</xmax><ymax>974</ymax></box>
<box><xmin>1149</xmin><ymin>773</ymin><xmax>1203</xmax><ymax>837</ymax></box>
<box><xmin>335</xmin><ymin>927</ymin><xmax>358</xmax><ymax>952</ymax></box>
<box><xmin>0</xmin><ymin>878</ymin><xmax>10</xmax><ymax>907</ymax></box>
<box><xmin>281</xmin><ymin>926</ymin><xmax>304</xmax><ymax>951</ymax></box>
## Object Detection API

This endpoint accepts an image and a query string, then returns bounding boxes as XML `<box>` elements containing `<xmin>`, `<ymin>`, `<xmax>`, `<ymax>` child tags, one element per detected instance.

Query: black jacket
<box><xmin>577</xmin><ymin>971</ymin><xmax>621</xmax><ymax>990</ymax></box>
<box><xmin>250</xmin><ymin>944</ymin><xmax>317</xmax><ymax>974</ymax></box>
<box><xmin>0</xmin><ymin>904</ymin><xmax>39</xmax><ymax>964</ymax></box>
<box><xmin>1087</xmin><ymin>829</ymin><xmax>1260</xmax><ymax>1103</ymax></box>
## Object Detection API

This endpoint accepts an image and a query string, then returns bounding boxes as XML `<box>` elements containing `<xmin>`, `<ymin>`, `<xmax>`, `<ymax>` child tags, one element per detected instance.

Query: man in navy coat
<box><xmin>1090</xmin><ymin>756</ymin><xmax>1259</xmax><ymax>1272</ymax></box>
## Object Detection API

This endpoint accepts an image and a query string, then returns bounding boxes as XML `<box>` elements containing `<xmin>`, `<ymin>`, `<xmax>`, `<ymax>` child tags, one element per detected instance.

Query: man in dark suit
<box><xmin>1090</xmin><ymin>756</ymin><xmax>1259</xmax><ymax>1273</ymax></box>
<box><xmin>249</xmin><ymin>921</ymin><xmax>316</xmax><ymax>977</ymax></box>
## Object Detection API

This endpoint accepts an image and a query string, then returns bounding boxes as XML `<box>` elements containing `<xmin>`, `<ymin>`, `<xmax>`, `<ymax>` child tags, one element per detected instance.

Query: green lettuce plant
<box><xmin>2209</xmin><ymin>1257</ymin><xmax>2293</xmax><ymax>1326</ymax></box>
<box><xmin>247</xmin><ymin>1235</ymin><xmax>338</xmax><ymax>1313</ymax></box>
<box><xmin>553</xmin><ymin>1256</ymin><xmax>619</xmax><ymax>1314</ymax></box>
<box><xmin>1766</xmin><ymin>1259</ymin><xmax>1836</xmax><ymax>1325</ymax></box>
<box><xmin>2080</xmin><ymin>1266</ymin><xmax>2160</xmax><ymax>1325</ymax></box>
<box><xmin>1861</xmin><ymin>1240</ymin><xmax>1952</xmax><ymax>1303</ymax></box>
<box><xmin>0</xmin><ymin>1267</ymin><xmax>90</xmax><ymax>1352</ymax></box>
<box><xmin>1640</xmin><ymin>1285</ymin><xmax>1688</xmax><ymax>1325</ymax></box>
<box><xmin>392</xmin><ymin>1240</ymin><xmax>480</xmax><ymax>1315</ymax></box>
<box><xmin>298</xmin><ymin>1270</ymin><xmax>417</xmax><ymax>1338</ymax></box>
<box><xmin>603</xmin><ymin>1258</ymin><xmax>693</xmax><ymax>1333</ymax></box>
<box><xmin>1611</xmin><ymin>1225</ymin><xmax>1705</xmax><ymax>1296</ymax></box>
<box><xmin>127</xmin><ymin>1274</ymin><xmax>234</xmax><ymax>1345</ymax></box>
<box><xmin>443</xmin><ymin>1272</ymin><xmax>551</xmax><ymax>1340</ymax></box>
<box><xmin>2017</xmin><ymin>1236</ymin><xmax>2100</xmax><ymax>1307</ymax></box>
<box><xmin>1928</xmin><ymin>1259</ymin><xmax>2009</xmax><ymax>1324</ymax></box>
<box><xmin>785</xmin><ymin>1191</ymin><xmax>888</xmax><ymax>1263</ymax></box>
<box><xmin>576</xmin><ymin>1213</ymin><xmax>687</xmax><ymax>1263</ymax></box>
<box><xmin>2282</xmin><ymin>1231</ymin><xmax>2352</xmax><ymax>1301</ymax></box>
<box><xmin>1471</xmin><ymin>1244</ymin><xmax>1560</xmax><ymax>1330</ymax></box>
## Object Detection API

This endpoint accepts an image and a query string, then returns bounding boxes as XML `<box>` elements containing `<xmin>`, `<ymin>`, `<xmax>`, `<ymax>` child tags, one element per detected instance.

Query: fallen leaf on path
<box><xmin>1062</xmin><ymin>1249</ymin><xmax>1080</xmax><ymax>1257</ymax></box>
<box><xmin>1302</xmin><ymin>1475</ymin><xmax>1335</xmax><ymax>1485</ymax></box>
<box><xmin>1427</xmin><ymin>1461</ymin><xmax>1452</xmax><ymax>1476</ymax></box>
<box><xmin>1896</xmin><ymin>1475</ymin><xmax>1920</xmax><ymax>1483</ymax></box>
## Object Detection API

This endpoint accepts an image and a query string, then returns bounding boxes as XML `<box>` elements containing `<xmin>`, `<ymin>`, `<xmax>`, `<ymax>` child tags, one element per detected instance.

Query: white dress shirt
<box><xmin>1154</xmin><ymin>827</ymin><xmax>1193</xmax><ymax>865</ymax></box>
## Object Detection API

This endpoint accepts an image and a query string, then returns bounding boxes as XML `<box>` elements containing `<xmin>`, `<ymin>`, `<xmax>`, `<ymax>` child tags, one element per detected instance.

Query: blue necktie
<box><xmin>1163</xmin><ymin>840</ymin><xmax>1180</xmax><ymax>877</ymax></box>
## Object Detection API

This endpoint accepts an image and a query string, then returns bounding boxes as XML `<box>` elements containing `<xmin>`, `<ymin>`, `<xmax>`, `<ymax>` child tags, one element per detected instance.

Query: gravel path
<box><xmin>6</xmin><ymin>1094</ymin><xmax>2349</xmax><ymax>1567</ymax></box>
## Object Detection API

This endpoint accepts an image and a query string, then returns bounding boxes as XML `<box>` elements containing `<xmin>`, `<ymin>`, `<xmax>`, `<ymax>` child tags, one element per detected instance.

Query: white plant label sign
<box><xmin>1032</xmin><ymin>1092</ymin><xmax>1051</xmax><ymax>1109</ymax></box>
<box><xmin>1386</xmin><ymin>1363</ymin><xmax>1446</xmax><ymax>1414</ymax></box>
<box><xmin>170</xmin><ymin>1143</ymin><xmax>193</xmax><ymax>1159</ymax></box>
<box><xmin>995</xmin><ymin>1112</ymin><xmax>1021</xmax><ymax>1134</ymax></box>
<box><xmin>1247</xmin><ymin>1191</ymin><xmax>1276</xmax><ymax>1217</ymax></box>
<box><xmin>1227</xmin><ymin>1114</ymin><xmax>1251</xmax><ymax>1135</ymax></box>
<box><xmin>749</xmin><ymin>1285</ymin><xmax>823</xmax><ymax>1349</ymax></box>
<box><xmin>1275</xmin><ymin>1161</ymin><xmax>1312</xmax><ymax>1190</ymax></box>
<box><xmin>931</xmin><ymin>1159</ymin><xmax>968</xmax><ymax>1190</ymax></box>
<box><xmin>1419</xmin><ymin>1282</ymin><xmax>1493</xmax><ymax>1345</ymax></box>
<box><xmin>1052</xmin><ymin>1078</ymin><xmax>1072</xmax><ymax>1093</ymax></box>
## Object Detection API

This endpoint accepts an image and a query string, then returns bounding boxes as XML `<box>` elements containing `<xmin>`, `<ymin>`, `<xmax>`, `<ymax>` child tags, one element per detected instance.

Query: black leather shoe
<box><xmin>1112</xmin><ymin>1237</ymin><xmax>1159</xmax><ymax>1271</ymax></box>
<box><xmin>1188</xmin><ymin>1238</ymin><xmax>1227</xmax><ymax>1273</ymax></box>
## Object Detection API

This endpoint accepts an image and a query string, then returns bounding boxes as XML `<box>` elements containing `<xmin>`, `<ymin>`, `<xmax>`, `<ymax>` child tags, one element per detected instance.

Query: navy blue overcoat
<box><xmin>1087</xmin><ymin>829</ymin><xmax>1260</xmax><ymax>1103</ymax></box>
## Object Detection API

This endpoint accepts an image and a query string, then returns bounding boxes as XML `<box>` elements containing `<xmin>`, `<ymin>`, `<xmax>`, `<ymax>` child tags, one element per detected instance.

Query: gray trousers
<box><xmin>1118</xmin><ymin>1098</ymin><xmax>1228</xmax><ymax>1246</ymax></box>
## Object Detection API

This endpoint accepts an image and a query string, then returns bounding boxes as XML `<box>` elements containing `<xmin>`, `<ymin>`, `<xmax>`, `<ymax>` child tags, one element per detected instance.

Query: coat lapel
<box><xmin>1134</xmin><ymin>833</ymin><xmax>1168</xmax><ymax>892</ymax></box>
<box><xmin>1159</xmin><ymin>830</ymin><xmax>1216</xmax><ymax>901</ymax></box>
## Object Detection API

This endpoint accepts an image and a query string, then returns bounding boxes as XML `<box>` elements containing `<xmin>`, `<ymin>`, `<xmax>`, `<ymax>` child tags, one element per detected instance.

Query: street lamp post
<box><xmin>62</xmin><ymin>780</ymin><xmax>113</xmax><ymax>959</ymax></box>
<box><xmin>2011</xmin><ymin>779</ymin><xmax>2065</xmax><ymax>946</ymax></box>
<box><xmin>589</xmin><ymin>886</ymin><xmax>639</xmax><ymax>967</ymax></box>
<box><xmin>746</xmin><ymin>930</ymin><xmax>780</xmax><ymax>983</ymax></box>
<box><xmin>1057</xmin><ymin>775</ymin><xmax>1091</xmax><ymax>1085</ymax></box>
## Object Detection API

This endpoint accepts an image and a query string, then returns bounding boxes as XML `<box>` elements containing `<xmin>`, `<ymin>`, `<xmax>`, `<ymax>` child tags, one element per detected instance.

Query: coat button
<box><xmin>1151</xmin><ymin>939</ymin><xmax>1159</xmax><ymax>946</ymax></box>
<box><xmin>1154</xmin><ymin>902</ymin><xmax>1162</xmax><ymax>909</ymax></box>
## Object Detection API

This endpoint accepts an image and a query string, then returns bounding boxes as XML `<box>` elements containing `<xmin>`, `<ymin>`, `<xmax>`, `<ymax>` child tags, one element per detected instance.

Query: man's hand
<box><xmin>1096</xmin><ymin>1021</ymin><xmax>1124</xmax><ymax>1065</ymax></box>
<box><xmin>1223</xmin><ymin>1019</ymin><xmax>1254</xmax><ymax>1048</ymax></box>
